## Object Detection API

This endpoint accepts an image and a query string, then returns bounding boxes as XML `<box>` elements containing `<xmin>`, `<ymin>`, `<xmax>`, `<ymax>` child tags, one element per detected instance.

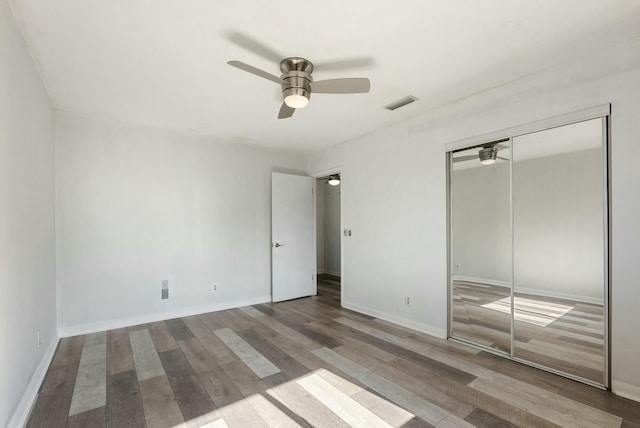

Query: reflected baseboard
<box><xmin>453</xmin><ymin>275</ymin><xmax>604</xmax><ymax>305</ymax></box>
<box><xmin>516</xmin><ymin>287</ymin><xmax>603</xmax><ymax>305</ymax></box>
<box><xmin>453</xmin><ymin>275</ymin><xmax>510</xmax><ymax>288</ymax></box>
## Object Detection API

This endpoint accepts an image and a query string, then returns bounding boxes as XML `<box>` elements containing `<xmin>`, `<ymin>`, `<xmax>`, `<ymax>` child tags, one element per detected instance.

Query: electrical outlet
<box><xmin>161</xmin><ymin>280</ymin><xmax>169</xmax><ymax>299</ymax></box>
<box><xmin>405</xmin><ymin>297</ymin><xmax>411</xmax><ymax>306</ymax></box>
<box><xmin>212</xmin><ymin>284</ymin><xmax>217</xmax><ymax>292</ymax></box>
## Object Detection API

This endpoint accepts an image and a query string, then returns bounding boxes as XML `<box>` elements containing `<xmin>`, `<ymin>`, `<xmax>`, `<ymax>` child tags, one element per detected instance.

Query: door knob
<box><xmin>274</xmin><ymin>243</ymin><xmax>285</xmax><ymax>247</ymax></box>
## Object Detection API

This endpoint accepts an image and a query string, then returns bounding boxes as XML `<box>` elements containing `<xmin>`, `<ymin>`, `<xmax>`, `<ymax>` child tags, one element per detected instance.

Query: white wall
<box><xmin>56</xmin><ymin>113</ymin><xmax>306</xmax><ymax>334</ymax></box>
<box><xmin>307</xmin><ymin>66</ymin><xmax>640</xmax><ymax>400</ymax></box>
<box><xmin>0</xmin><ymin>2</ymin><xmax>57</xmax><ymax>426</ymax></box>
<box><xmin>309</xmin><ymin>126</ymin><xmax>447</xmax><ymax>338</ymax></box>
<box><xmin>316</xmin><ymin>181</ymin><xmax>342</xmax><ymax>277</ymax></box>
<box><xmin>323</xmin><ymin>183</ymin><xmax>341</xmax><ymax>276</ymax></box>
<box><xmin>316</xmin><ymin>181</ymin><xmax>325</xmax><ymax>273</ymax></box>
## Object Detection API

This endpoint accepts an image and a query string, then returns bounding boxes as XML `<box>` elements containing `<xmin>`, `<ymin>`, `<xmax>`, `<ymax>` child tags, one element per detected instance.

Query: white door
<box><xmin>272</xmin><ymin>172</ymin><xmax>316</xmax><ymax>302</ymax></box>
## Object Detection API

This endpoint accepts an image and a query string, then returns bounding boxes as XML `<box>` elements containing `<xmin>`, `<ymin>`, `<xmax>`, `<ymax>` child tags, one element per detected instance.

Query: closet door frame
<box><xmin>446</xmin><ymin>104</ymin><xmax>611</xmax><ymax>389</ymax></box>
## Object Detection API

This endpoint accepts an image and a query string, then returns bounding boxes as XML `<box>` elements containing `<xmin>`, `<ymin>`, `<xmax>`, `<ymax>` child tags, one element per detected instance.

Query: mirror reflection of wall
<box><xmin>512</xmin><ymin>119</ymin><xmax>605</xmax><ymax>384</ymax></box>
<box><xmin>452</xmin><ymin>150</ymin><xmax>511</xmax><ymax>284</ymax></box>
<box><xmin>451</xmin><ymin>141</ymin><xmax>512</xmax><ymax>354</ymax></box>
<box><xmin>449</xmin><ymin>116</ymin><xmax>607</xmax><ymax>387</ymax></box>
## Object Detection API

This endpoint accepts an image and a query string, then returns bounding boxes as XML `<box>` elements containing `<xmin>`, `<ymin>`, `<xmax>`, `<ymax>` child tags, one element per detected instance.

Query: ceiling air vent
<box><xmin>385</xmin><ymin>96</ymin><xmax>419</xmax><ymax>111</ymax></box>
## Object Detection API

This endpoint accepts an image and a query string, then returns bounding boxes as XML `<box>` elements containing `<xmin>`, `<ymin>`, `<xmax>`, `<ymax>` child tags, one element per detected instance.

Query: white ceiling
<box><xmin>9</xmin><ymin>0</ymin><xmax>640</xmax><ymax>153</ymax></box>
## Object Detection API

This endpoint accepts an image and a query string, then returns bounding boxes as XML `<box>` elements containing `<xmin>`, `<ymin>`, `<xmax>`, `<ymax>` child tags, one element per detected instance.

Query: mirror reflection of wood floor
<box><xmin>27</xmin><ymin>276</ymin><xmax>638</xmax><ymax>428</ymax></box>
<box><xmin>452</xmin><ymin>280</ymin><xmax>604</xmax><ymax>384</ymax></box>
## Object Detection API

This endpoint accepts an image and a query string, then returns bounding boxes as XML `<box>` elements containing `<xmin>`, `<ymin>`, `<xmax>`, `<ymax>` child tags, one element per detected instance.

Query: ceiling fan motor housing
<box><xmin>280</xmin><ymin>57</ymin><xmax>313</xmax><ymax>102</ymax></box>
<box><xmin>479</xmin><ymin>147</ymin><xmax>498</xmax><ymax>162</ymax></box>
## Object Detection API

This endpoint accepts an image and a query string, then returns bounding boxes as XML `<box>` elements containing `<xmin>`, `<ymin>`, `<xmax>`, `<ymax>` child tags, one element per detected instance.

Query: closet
<box><xmin>447</xmin><ymin>106</ymin><xmax>610</xmax><ymax>387</ymax></box>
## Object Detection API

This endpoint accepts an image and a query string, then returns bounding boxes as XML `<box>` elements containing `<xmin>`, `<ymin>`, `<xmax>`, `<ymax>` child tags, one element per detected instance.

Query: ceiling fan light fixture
<box><xmin>284</xmin><ymin>93</ymin><xmax>309</xmax><ymax>109</ymax></box>
<box><xmin>479</xmin><ymin>147</ymin><xmax>498</xmax><ymax>165</ymax></box>
<box><xmin>328</xmin><ymin>174</ymin><xmax>340</xmax><ymax>186</ymax></box>
<box><xmin>282</xmin><ymin>86</ymin><xmax>310</xmax><ymax>109</ymax></box>
<box><xmin>227</xmin><ymin>54</ymin><xmax>370</xmax><ymax>119</ymax></box>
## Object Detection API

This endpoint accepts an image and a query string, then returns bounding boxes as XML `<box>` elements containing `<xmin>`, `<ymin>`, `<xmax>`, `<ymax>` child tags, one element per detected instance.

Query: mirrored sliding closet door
<box><xmin>450</xmin><ymin>139</ymin><xmax>512</xmax><ymax>355</ymax></box>
<box><xmin>448</xmin><ymin>110</ymin><xmax>609</xmax><ymax>388</ymax></box>
<box><xmin>512</xmin><ymin>119</ymin><xmax>606</xmax><ymax>385</ymax></box>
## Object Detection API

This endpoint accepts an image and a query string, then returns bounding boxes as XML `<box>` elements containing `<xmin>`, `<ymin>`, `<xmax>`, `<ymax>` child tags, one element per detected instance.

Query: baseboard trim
<box><xmin>8</xmin><ymin>332</ymin><xmax>60</xmax><ymax>428</ymax></box>
<box><xmin>341</xmin><ymin>300</ymin><xmax>447</xmax><ymax>339</ymax></box>
<box><xmin>516</xmin><ymin>287</ymin><xmax>604</xmax><ymax>305</ymax></box>
<box><xmin>612</xmin><ymin>380</ymin><xmax>640</xmax><ymax>403</ymax></box>
<box><xmin>453</xmin><ymin>275</ymin><xmax>511</xmax><ymax>288</ymax></box>
<box><xmin>453</xmin><ymin>275</ymin><xmax>604</xmax><ymax>305</ymax></box>
<box><xmin>318</xmin><ymin>270</ymin><xmax>340</xmax><ymax>278</ymax></box>
<box><xmin>58</xmin><ymin>296</ymin><xmax>272</xmax><ymax>338</ymax></box>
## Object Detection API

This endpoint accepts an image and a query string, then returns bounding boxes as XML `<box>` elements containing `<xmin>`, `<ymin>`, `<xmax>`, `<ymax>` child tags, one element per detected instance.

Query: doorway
<box><xmin>315</xmin><ymin>173</ymin><xmax>342</xmax><ymax>306</ymax></box>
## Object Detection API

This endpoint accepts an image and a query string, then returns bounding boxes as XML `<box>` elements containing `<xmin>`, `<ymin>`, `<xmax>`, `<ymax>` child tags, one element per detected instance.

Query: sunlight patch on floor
<box><xmin>482</xmin><ymin>296</ymin><xmax>573</xmax><ymax>327</ymax></box>
<box><xmin>177</xmin><ymin>368</ymin><xmax>415</xmax><ymax>427</ymax></box>
<box><xmin>196</xmin><ymin>418</ymin><xmax>229</xmax><ymax>428</ymax></box>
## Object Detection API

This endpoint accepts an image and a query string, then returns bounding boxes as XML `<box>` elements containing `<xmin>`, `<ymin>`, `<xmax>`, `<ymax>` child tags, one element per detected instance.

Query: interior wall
<box><xmin>452</xmin><ymin>162</ymin><xmax>511</xmax><ymax>284</ymax></box>
<box><xmin>316</xmin><ymin>181</ymin><xmax>325</xmax><ymax>273</ymax></box>
<box><xmin>0</xmin><ymin>2</ymin><xmax>57</xmax><ymax>426</ymax></box>
<box><xmin>452</xmin><ymin>148</ymin><xmax>604</xmax><ymax>303</ymax></box>
<box><xmin>323</xmin><ymin>183</ymin><xmax>341</xmax><ymax>276</ymax></box>
<box><xmin>307</xmin><ymin>66</ymin><xmax>640</xmax><ymax>400</ymax></box>
<box><xmin>55</xmin><ymin>113</ymin><xmax>306</xmax><ymax>333</ymax></box>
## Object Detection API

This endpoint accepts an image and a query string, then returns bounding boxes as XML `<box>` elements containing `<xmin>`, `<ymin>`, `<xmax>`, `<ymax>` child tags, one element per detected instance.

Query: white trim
<box><xmin>7</xmin><ymin>332</ymin><xmax>60</xmax><ymax>428</ymax></box>
<box><xmin>515</xmin><ymin>287</ymin><xmax>604</xmax><ymax>306</ymax></box>
<box><xmin>309</xmin><ymin>166</ymin><xmax>342</xmax><ymax>179</ymax></box>
<box><xmin>58</xmin><ymin>296</ymin><xmax>271</xmax><ymax>337</ymax></box>
<box><xmin>445</xmin><ymin>104</ymin><xmax>611</xmax><ymax>152</ymax></box>
<box><xmin>612</xmin><ymin>380</ymin><xmax>640</xmax><ymax>403</ymax></box>
<box><xmin>453</xmin><ymin>275</ymin><xmax>511</xmax><ymax>288</ymax></box>
<box><xmin>318</xmin><ymin>270</ymin><xmax>341</xmax><ymax>277</ymax></box>
<box><xmin>342</xmin><ymin>300</ymin><xmax>447</xmax><ymax>339</ymax></box>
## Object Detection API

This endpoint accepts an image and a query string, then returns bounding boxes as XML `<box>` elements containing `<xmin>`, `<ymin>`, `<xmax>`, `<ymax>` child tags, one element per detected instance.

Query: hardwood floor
<box><xmin>452</xmin><ymin>280</ymin><xmax>605</xmax><ymax>384</ymax></box>
<box><xmin>27</xmin><ymin>275</ymin><xmax>639</xmax><ymax>427</ymax></box>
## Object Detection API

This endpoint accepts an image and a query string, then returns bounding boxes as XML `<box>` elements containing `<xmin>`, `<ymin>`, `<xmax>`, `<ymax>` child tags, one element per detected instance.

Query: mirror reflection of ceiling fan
<box><xmin>453</xmin><ymin>142</ymin><xmax>510</xmax><ymax>165</ymax></box>
<box><xmin>226</xmin><ymin>32</ymin><xmax>372</xmax><ymax>119</ymax></box>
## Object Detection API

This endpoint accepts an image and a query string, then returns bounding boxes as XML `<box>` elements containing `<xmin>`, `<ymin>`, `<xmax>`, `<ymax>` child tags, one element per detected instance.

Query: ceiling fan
<box><xmin>228</xmin><ymin>57</ymin><xmax>371</xmax><ymax>119</ymax></box>
<box><xmin>453</xmin><ymin>142</ymin><xmax>509</xmax><ymax>165</ymax></box>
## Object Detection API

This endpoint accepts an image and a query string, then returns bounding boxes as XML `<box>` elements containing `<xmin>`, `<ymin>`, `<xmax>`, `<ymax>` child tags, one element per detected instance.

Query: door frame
<box><xmin>311</xmin><ymin>167</ymin><xmax>344</xmax><ymax>305</ymax></box>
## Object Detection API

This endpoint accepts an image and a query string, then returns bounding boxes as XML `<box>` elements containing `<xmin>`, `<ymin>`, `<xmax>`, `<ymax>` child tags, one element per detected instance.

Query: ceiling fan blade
<box><xmin>497</xmin><ymin>156</ymin><xmax>510</xmax><ymax>161</ymax></box>
<box><xmin>315</xmin><ymin>56</ymin><xmax>375</xmax><ymax>71</ymax></box>
<box><xmin>278</xmin><ymin>103</ymin><xmax>295</xmax><ymax>119</ymax></box>
<box><xmin>453</xmin><ymin>155</ymin><xmax>477</xmax><ymax>163</ymax></box>
<box><xmin>227</xmin><ymin>61</ymin><xmax>284</xmax><ymax>85</ymax></box>
<box><xmin>226</xmin><ymin>32</ymin><xmax>283</xmax><ymax>63</ymax></box>
<box><xmin>311</xmin><ymin>78</ymin><xmax>370</xmax><ymax>94</ymax></box>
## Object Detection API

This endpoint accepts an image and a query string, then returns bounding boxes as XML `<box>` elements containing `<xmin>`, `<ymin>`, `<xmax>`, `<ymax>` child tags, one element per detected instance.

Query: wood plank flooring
<box><xmin>26</xmin><ymin>275</ymin><xmax>639</xmax><ymax>427</ymax></box>
<box><xmin>452</xmin><ymin>280</ymin><xmax>605</xmax><ymax>384</ymax></box>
